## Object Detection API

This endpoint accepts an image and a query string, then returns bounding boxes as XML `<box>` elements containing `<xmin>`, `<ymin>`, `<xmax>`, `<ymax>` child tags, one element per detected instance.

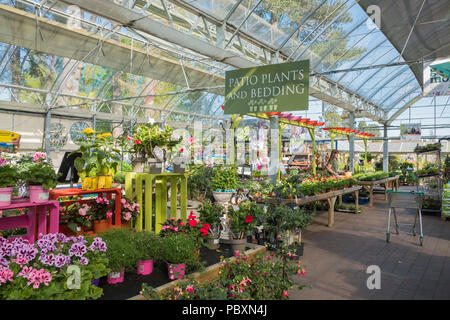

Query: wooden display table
<box><xmin>49</xmin><ymin>187</ymin><xmax>122</xmax><ymax>227</ymax></box>
<box><xmin>0</xmin><ymin>198</ymin><xmax>59</xmax><ymax>242</ymax></box>
<box><xmin>256</xmin><ymin>186</ymin><xmax>362</xmax><ymax>227</ymax></box>
<box><xmin>358</xmin><ymin>176</ymin><xmax>399</xmax><ymax>207</ymax></box>
<box><xmin>125</xmin><ymin>172</ymin><xmax>188</xmax><ymax>234</ymax></box>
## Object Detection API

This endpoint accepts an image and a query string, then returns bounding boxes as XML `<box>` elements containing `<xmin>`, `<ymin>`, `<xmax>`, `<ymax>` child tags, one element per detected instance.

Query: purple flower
<box><xmin>41</xmin><ymin>233</ymin><xmax>58</xmax><ymax>243</ymax></box>
<box><xmin>56</xmin><ymin>233</ymin><xmax>67</xmax><ymax>242</ymax></box>
<box><xmin>54</xmin><ymin>254</ymin><xmax>70</xmax><ymax>268</ymax></box>
<box><xmin>0</xmin><ymin>256</ymin><xmax>9</xmax><ymax>270</ymax></box>
<box><xmin>89</xmin><ymin>238</ymin><xmax>107</xmax><ymax>252</ymax></box>
<box><xmin>39</xmin><ymin>253</ymin><xmax>56</xmax><ymax>266</ymax></box>
<box><xmin>0</xmin><ymin>243</ymin><xmax>13</xmax><ymax>257</ymax></box>
<box><xmin>16</xmin><ymin>245</ymin><xmax>38</xmax><ymax>262</ymax></box>
<box><xmin>80</xmin><ymin>257</ymin><xmax>89</xmax><ymax>265</ymax></box>
<box><xmin>74</xmin><ymin>236</ymin><xmax>87</xmax><ymax>245</ymax></box>
<box><xmin>69</xmin><ymin>243</ymin><xmax>87</xmax><ymax>257</ymax></box>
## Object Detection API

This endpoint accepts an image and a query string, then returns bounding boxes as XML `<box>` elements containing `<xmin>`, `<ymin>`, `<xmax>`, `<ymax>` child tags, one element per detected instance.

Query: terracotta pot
<box><xmin>121</xmin><ymin>221</ymin><xmax>131</xmax><ymax>229</ymax></box>
<box><xmin>93</xmin><ymin>219</ymin><xmax>109</xmax><ymax>234</ymax></box>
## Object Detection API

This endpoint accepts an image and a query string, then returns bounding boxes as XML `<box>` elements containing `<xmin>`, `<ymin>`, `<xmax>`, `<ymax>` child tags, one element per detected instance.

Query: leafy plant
<box><xmin>87</xmin><ymin>196</ymin><xmax>112</xmax><ymax>221</ymax></box>
<box><xmin>228</xmin><ymin>202</ymin><xmax>262</xmax><ymax>239</ymax></box>
<box><xmin>133</xmin><ymin>231</ymin><xmax>160</xmax><ymax>261</ymax></box>
<box><xmin>120</xmin><ymin>197</ymin><xmax>140</xmax><ymax>223</ymax></box>
<box><xmin>20</xmin><ymin>160</ymin><xmax>59</xmax><ymax>189</ymax></box>
<box><xmin>0</xmin><ymin>233</ymin><xmax>109</xmax><ymax>300</ymax></box>
<box><xmin>0</xmin><ymin>157</ymin><xmax>17</xmax><ymax>188</ymax></box>
<box><xmin>58</xmin><ymin>197</ymin><xmax>92</xmax><ymax>233</ymax></box>
<box><xmin>197</xmin><ymin>199</ymin><xmax>224</xmax><ymax>231</ymax></box>
<box><xmin>212</xmin><ymin>165</ymin><xmax>239</xmax><ymax>191</ymax></box>
<box><xmin>101</xmin><ymin>228</ymin><xmax>139</xmax><ymax>272</ymax></box>
<box><xmin>187</xmin><ymin>164</ymin><xmax>214</xmax><ymax>198</ymax></box>
<box><xmin>159</xmin><ymin>232</ymin><xmax>196</xmax><ymax>265</ymax></box>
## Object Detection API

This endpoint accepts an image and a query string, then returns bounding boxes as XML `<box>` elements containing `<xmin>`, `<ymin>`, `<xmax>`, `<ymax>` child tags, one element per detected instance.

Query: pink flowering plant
<box><xmin>120</xmin><ymin>197</ymin><xmax>140</xmax><ymax>223</ymax></box>
<box><xmin>88</xmin><ymin>196</ymin><xmax>113</xmax><ymax>221</ymax></box>
<box><xmin>141</xmin><ymin>246</ymin><xmax>307</xmax><ymax>300</ymax></box>
<box><xmin>58</xmin><ymin>197</ymin><xmax>93</xmax><ymax>233</ymax></box>
<box><xmin>0</xmin><ymin>233</ymin><xmax>109</xmax><ymax>300</ymax></box>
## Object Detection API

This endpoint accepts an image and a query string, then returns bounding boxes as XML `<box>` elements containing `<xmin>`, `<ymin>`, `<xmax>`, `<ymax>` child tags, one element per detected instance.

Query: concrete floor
<box><xmin>290</xmin><ymin>189</ymin><xmax>450</xmax><ymax>300</ymax></box>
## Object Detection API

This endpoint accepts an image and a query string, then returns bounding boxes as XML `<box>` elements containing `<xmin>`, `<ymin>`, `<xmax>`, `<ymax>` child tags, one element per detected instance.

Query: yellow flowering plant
<box><xmin>71</xmin><ymin>128</ymin><xmax>120</xmax><ymax>179</ymax></box>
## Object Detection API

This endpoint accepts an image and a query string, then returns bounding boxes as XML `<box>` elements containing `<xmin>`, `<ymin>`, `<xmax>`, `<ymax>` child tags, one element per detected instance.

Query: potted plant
<box><xmin>101</xmin><ymin>228</ymin><xmax>140</xmax><ymax>284</ymax></box>
<box><xmin>19</xmin><ymin>152</ymin><xmax>58</xmax><ymax>203</ymax></box>
<box><xmin>58</xmin><ymin>197</ymin><xmax>93</xmax><ymax>235</ymax></box>
<box><xmin>227</xmin><ymin>202</ymin><xmax>261</xmax><ymax>252</ymax></box>
<box><xmin>134</xmin><ymin>231</ymin><xmax>160</xmax><ymax>275</ymax></box>
<box><xmin>0</xmin><ymin>156</ymin><xmax>17</xmax><ymax>207</ymax></box>
<box><xmin>88</xmin><ymin>196</ymin><xmax>113</xmax><ymax>234</ymax></box>
<box><xmin>212</xmin><ymin>165</ymin><xmax>239</xmax><ymax>203</ymax></box>
<box><xmin>120</xmin><ymin>197</ymin><xmax>140</xmax><ymax>228</ymax></box>
<box><xmin>197</xmin><ymin>199</ymin><xmax>224</xmax><ymax>250</ymax></box>
<box><xmin>282</xmin><ymin>206</ymin><xmax>314</xmax><ymax>255</ymax></box>
<box><xmin>130</xmin><ymin>123</ymin><xmax>182</xmax><ymax>173</ymax></box>
<box><xmin>159</xmin><ymin>232</ymin><xmax>196</xmax><ymax>280</ymax></box>
<box><xmin>72</xmin><ymin>128</ymin><xmax>120</xmax><ymax>190</ymax></box>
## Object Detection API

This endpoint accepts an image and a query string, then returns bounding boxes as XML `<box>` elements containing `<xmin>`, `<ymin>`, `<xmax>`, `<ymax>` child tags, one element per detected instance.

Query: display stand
<box><xmin>50</xmin><ymin>188</ymin><xmax>122</xmax><ymax>227</ymax></box>
<box><xmin>0</xmin><ymin>198</ymin><xmax>59</xmax><ymax>242</ymax></box>
<box><xmin>358</xmin><ymin>176</ymin><xmax>399</xmax><ymax>207</ymax></box>
<box><xmin>125</xmin><ymin>172</ymin><xmax>188</xmax><ymax>234</ymax></box>
<box><xmin>415</xmin><ymin>146</ymin><xmax>442</xmax><ymax>215</ymax></box>
<box><xmin>256</xmin><ymin>186</ymin><xmax>362</xmax><ymax>227</ymax></box>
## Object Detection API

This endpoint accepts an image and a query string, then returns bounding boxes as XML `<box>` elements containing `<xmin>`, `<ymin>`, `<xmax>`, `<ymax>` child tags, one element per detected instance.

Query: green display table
<box><xmin>125</xmin><ymin>172</ymin><xmax>188</xmax><ymax>233</ymax></box>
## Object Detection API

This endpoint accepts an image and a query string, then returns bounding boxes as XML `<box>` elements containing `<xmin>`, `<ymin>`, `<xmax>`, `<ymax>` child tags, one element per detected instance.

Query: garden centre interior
<box><xmin>0</xmin><ymin>0</ymin><xmax>449</xmax><ymax>301</ymax></box>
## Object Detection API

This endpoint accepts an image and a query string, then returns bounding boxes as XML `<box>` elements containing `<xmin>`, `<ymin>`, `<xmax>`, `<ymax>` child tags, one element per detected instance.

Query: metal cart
<box><xmin>386</xmin><ymin>191</ymin><xmax>424</xmax><ymax>246</ymax></box>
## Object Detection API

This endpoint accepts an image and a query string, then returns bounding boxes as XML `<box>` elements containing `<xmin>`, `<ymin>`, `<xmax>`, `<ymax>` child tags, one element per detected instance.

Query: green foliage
<box><xmin>58</xmin><ymin>197</ymin><xmax>92</xmax><ymax>233</ymax></box>
<box><xmin>187</xmin><ymin>164</ymin><xmax>214</xmax><ymax>198</ymax></box>
<box><xmin>353</xmin><ymin>171</ymin><xmax>389</xmax><ymax>181</ymax></box>
<box><xmin>197</xmin><ymin>199</ymin><xmax>224</xmax><ymax>229</ymax></box>
<box><xmin>0</xmin><ymin>164</ymin><xmax>17</xmax><ymax>188</ymax></box>
<box><xmin>130</xmin><ymin>123</ymin><xmax>182</xmax><ymax>158</ymax></box>
<box><xmin>228</xmin><ymin>202</ymin><xmax>262</xmax><ymax>239</ymax></box>
<box><xmin>142</xmin><ymin>247</ymin><xmax>306</xmax><ymax>300</ymax></box>
<box><xmin>414</xmin><ymin>143</ymin><xmax>441</xmax><ymax>153</ymax></box>
<box><xmin>212</xmin><ymin>165</ymin><xmax>239</xmax><ymax>191</ymax></box>
<box><xmin>133</xmin><ymin>231</ymin><xmax>161</xmax><ymax>261</ymax></box>
<box><xmin>101</xmin><ymin>228</ymin><xmax>140</xmax><ymax>272</ymax></box>
<box><xmin>262</xmin><ymin>205</ymin><xmax>314</xmax><ymax>240</ymax></box>
<box><xmin>21</xmin><ymin>161</ymin><xmax>59</xmax><ymax>189</ymax></box>
<box><xmin>159</xmin><ymin>232</ymin><xmax>196</xmax><ymax>265</ymax></box>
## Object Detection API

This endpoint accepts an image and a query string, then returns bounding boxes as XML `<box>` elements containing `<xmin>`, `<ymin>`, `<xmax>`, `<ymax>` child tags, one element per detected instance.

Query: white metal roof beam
<box><xmin>61</xmin><ymin>0</ymin><xmax>387</xmax><ymax>123</ymax></box>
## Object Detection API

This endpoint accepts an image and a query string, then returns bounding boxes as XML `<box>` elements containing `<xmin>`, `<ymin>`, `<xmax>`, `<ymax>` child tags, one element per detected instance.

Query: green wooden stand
<box><xmin>125</xmin><ymin>172</ymin><xmax>189</xmax><ymax>234</ymax></box>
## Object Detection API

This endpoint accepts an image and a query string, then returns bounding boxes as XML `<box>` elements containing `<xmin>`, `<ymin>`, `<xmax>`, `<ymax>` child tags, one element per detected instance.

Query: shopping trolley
<box><xmin>386</xmin><ymin>191</ymin><xmax>424</xmax><ymax>246</ymax></box>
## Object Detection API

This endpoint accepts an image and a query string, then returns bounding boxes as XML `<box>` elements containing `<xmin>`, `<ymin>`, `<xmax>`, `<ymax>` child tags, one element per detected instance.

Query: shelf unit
<box><xmin>416</xmin><ymin>146</ymin><xmax>442</xmax><ymax>215</ymax></box>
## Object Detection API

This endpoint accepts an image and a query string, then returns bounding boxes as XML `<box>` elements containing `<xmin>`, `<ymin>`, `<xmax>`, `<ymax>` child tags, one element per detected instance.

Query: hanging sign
<box><xmin>423</xmin><ymin>57</ymin><xmax>450</xmax><ymax>96</ymax></box>
<box><xmin>400</xmin><ymin>123</ymin><xmax>421</xmax><ymax>141</ymax></box>
<box><xmin>224</xmin><ymin>60</ymin><xmax>309</xmax><ymax>114</ymax></box>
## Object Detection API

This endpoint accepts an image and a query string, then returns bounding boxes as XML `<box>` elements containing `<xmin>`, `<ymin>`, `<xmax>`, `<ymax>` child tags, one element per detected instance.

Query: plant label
<box><xmin>109</xmin><ymin>272</ymin><xmax>121</xmax><ymax>279</ymax></box>
<box><xmin>214</xmin><ymin>239</ymin><xmax>219</xmax><ymax>244</ymax></box>
<box><xmin>39</xmin><ymin>192</ymin><xmax>49</xmax><ymax>201</ymax></box>
<box><xmin>0</xmin><ymin>194</ymin><xmax>11</xmax><ymax>202</ymax></box>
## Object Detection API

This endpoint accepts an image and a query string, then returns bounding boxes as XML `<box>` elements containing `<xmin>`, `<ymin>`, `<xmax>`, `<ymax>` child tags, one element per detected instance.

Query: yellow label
<box><xmin>0</xmin><ymin>131</ymin><xmax>20</xmax><ymax>143</ymax></box>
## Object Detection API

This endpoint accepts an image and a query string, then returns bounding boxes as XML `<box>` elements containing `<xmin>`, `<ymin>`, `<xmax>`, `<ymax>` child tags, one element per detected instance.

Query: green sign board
<box><xmin>224</xmin><ymin>60</ymin><xmax>309</xmax><ymax>114</ymax></box>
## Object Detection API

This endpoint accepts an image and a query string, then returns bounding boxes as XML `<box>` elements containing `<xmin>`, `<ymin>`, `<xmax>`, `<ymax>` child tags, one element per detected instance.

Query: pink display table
<box><xmin>0</xmin><ymin>198</ymin><xmax>60</xmax><ymax>243</ymax></box>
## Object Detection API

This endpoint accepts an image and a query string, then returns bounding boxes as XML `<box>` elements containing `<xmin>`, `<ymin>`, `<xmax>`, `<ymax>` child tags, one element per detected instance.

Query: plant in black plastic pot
<box><xmin>159</xmin><ymin>233</ymin><xmax>197</xmax><ymax>280</ymax></box>
<box><xmin>211</xmin><ymin>165</ymin><xmax>239</xmax><ymax>203</ymax></box>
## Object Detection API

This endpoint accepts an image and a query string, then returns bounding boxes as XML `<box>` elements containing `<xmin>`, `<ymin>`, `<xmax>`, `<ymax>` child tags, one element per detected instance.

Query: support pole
<box><xmin>269</xmin><ymin>116</ymin><xmax>279</xmax><ymax>183</ymax></box>
<box><xmin>349</xmin><ymin>112</ymin><xmax>355</xmax><ymax>173</ymax></box>
<box><xmin>307</xmin><ymin>127</ymin><xmax>316</xmax><ymax>176</ymax></box>
<box><xmin>383</xmin><ymin>124</ymin><xmax>389</xmax><ymax>172</ymax></box>
<box><xmin>230</xmin><ymin>114</ymin><xmax>244</xmax><ymax>165</ymax></box>
<box><xmin>330</xmin><ymin>132</ymin><xmax>335</xmax><ymax>152</ymax></box>
<box><xmin>363</xmin><ymin>138</ymin><xmax>368</xmax><ymax>172</ymax></box>
<box><xmin>278</xmin><ymin>122</ymin><xmax>287</xmax><ymax>180</ymax></box>
<box><xmin>44</xmin><ymin>109</ymin><xmax>52</xmax><ymax>158</ymax></box>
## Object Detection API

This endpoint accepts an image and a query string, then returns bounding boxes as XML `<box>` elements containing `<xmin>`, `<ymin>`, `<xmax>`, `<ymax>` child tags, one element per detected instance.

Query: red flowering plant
<box><xmin>160</xmin><ymin>211</ymin><xmax>211</xmax><ymax>249</ymax></box>
<box><xmin>228</xmin><ymin>202</ymin><xmax>262</xmax><ymax>240</ymax></box>
<box><xmin>58</xmin><ymin>196</ymin><xmax>93</xmax><ymax>233</ymax></box>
